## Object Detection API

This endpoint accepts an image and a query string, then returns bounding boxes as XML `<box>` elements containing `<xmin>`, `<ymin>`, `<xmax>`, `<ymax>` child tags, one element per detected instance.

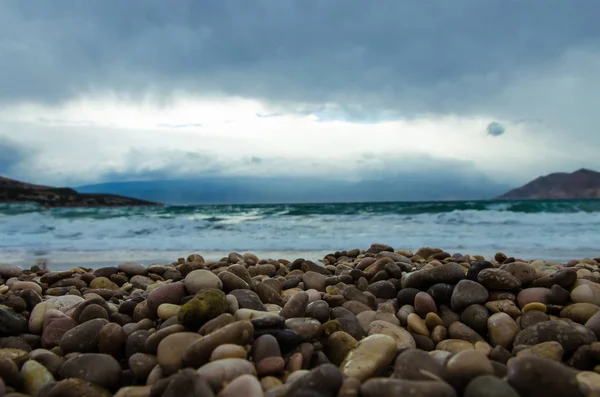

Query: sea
<box><xmin>1</xmin><ymin>200</ymin><xmax>599</xmax><ymax>269</ymax></box>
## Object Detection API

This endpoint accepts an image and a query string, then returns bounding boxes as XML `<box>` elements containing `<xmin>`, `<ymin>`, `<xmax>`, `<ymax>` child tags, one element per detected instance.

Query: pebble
<box><xmin>59</xmin><ymin>353</ymin><xmax>121</xmax><ymax>389</ymax></box>
<box><xmin>477</xmin><ymin>268</ymin><xmax>522</xmax><ymax>290</ymax></box>
<box><xmin>514</xmin><ymin>319</ymin><xmax>597</xmax><ymax>355</ymax></box>
<box><xmin>0</xmin><ymin>306</ymin><xmax>27</xmax><ymax>336</ymax></box>
<box><xmin>413</xmin><ymin>291</ymin><xmax>437</xmax><ymax>316</ymax></box>
<box><xmin>196</xmin><ymin>358</ymin><xmax>257</xmax><ymax>393</ymax></box>
<box><xmin>21</xmin><ymin>359</ymin><xmax>55</xmax><ymax>396</ymax></box>
<box><xmin>368</xmin><ymin>320</ymin><xmax>416</xmax><ymax>349</ymax></box>
<box><xmin>464</xmin><ymin>375</ymin><xmax>519</xmax><ymax>397</ymax></box>
<box><xmin>340</xmin><ymin>334</ymin><xmax>398</xmax><ymax>381</ymax></box>
<box><xmin>1</xmin><ymin>248</ymin><xmax>600</xmax><ymax>396</ymax></box>
<box><xmin>361</xmin><ymin>378</ymin><xmax>457</xmax><ymax>397</ymax></box>
<box><xmin>394</xmin><ymin>348</ymin><xmax>444</xmax><ymax>380</ymax></box>
<box><xmin>451</xmin><ymin>279</ymin><xmax>489</xmax><ymax>312</ymax></box>
<box><xmin>487</xmin><ymin>312</ymin><xmax>519</xmax><ymax>349</ymax></box>
<box><xmin>156</xmin><ymin>332</ymin><xmax>202</xmax><ymax>374</ymax></box>
<box><xmin>507</xmin><ymin>355</ymin><xmax>583</xmax><ymax>397</ymax></box>
<box><xmin>219</xmin><ymin>374</ymin><xmax>263</xmax><ymax>397</ymax></box>
<box><xmin>445</xmin><ymin>349</ymin><xmax>494</xmax><ymax>387</ymax></box>
<box><xmin>59</xmin><ymin>318</ymin><xmax>108</xmax><ymax>353</ymax></box>
<box><xmin>182</xmin><ymin>320</ymin><xmax>253</xmax><ymax>368</ymax></box>
<box><xmin>286</xmin><ymin>364</ymin><xmax>343</xmax><ymax>397</ymax></box>
<box><xmin>516</xmin><ymin>341</ymin><xmax>564</xmax><ymax>361</ymax></box>
<box><xmin>184</xmin><ymin>269</ymin><xmax>223</xmax><ymax>293</ymax></box>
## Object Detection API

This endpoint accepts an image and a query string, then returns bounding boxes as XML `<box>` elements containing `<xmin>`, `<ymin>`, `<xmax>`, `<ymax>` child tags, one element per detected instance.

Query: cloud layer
<box><xmin>1</xmin><ymin>1</ymin><xmax>599</xmax><ymax>191</ymax></box>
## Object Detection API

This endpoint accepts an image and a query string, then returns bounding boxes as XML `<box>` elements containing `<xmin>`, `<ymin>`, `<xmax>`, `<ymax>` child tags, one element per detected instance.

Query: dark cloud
<box><xmin>77</xmin><ymin>157</ymin><xmax>509</xmax><ymax>204</ymax></box>
<box><xmin>0</xmin><ymin>136</ymin><xmax>35</xmax><ymax>175</ymax></box>
<box><xmin>1</xmin><ymin>0</ymin><xmax>599</xmax><ymax>119</ymax></box>
<box><xmin>486</xmin><ymin>122</ymin><xmax>506</xmax><ymax>137</ymax></box>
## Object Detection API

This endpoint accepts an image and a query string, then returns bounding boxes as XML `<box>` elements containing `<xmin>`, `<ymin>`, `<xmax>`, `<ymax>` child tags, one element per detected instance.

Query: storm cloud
<box><xmin>0</xmin><ymin>1</ymin><xmax>599</xmax><ymax>191</ymax></box>
<box><xmin>1</xmin><ymin>1</ymin><xmax>599</xmax><ymax>114</ymax></box>
<box><xmin>0</xmin><ymin>136</ymin><xmax>35</xmax><ymax>174</ymax></box>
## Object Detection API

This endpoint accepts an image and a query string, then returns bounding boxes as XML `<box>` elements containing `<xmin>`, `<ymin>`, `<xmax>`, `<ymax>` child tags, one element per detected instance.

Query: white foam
<box><xmin>1</xmin><ymin>205</ymin><xmax>599</xmax><ymax>267</ymax></box>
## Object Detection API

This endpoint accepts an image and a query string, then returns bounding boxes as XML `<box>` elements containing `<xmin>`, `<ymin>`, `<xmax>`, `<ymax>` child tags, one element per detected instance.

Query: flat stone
<box><xmin>59</xmin><ymin>353</ymin><xmax>121</xmax><ymax>389</ymax></box>
<box><xmin>517</xmin><ymin>288</ymin><xmax>550</xmax><ymax>308</ymax></box>
<box><xmin>507</xmin><ymin>355</ymin><xmax>583</xmax><ymax>397</ymax></box>
<box><xmin>445</xmin><ymin>349</ymin><xmax>494</xmax><ymax>388</ymax></box>
<box><xmin>219</xmin><ymin>374</ymin><xmax>263</xmax><ymax>397</ymax></box>
<box><xmin>0</xmin><ymin>263</ymin><xmax>23</xmax><ymax>278</ymax></box>
<box><xmin>514</xmin><ymin>319</ymin><xmax>596</xmax><ymax>355</ymax></box>
<box><xmin>118</xmin><ymin>262</ymin><xmax>148</xmax><ymax>276</ymax></box>
<box><xmin>464</xmin><ymin>375</ymin><xmax>519</xmax><ymax>397</ymax></box>
<box><xmin>394</xmin><ymin>348</ymin><xmax>444</xmax><ymax>380</ymax></box>
<box><xmin>477</xmin><ymin>269</ymin><xmax>521</xmax><ymax>290</ymax></box>
<box><xmin>500</xmin><ymin>262</ymin><xmax>537</xmax><ymax>284</ymax></box>
<box><xmin>183</xmin><ymin>320</ymin><xmax>254</xmax><ymax>368</ymax></box>
<box><xmin>532</xmin><ymin>268</ymin><xmax>577</xmax><ymax>289</ymax></box>
<box><xmin>451</xmin><ymin>280</ymin><xmax>489</xmax><ymax>312</ymax></box>
<box><xmin>460</xmin><ymin>304</ymin><xmax>489</xmax><ymax>335</ymax></box>
<box><xmin>21</xmin><ymin>359</ymin><xmax>55</xmax><ymax>397</ymax></box>
<box><xmin>229</xmin><ymin>290</ymin><xmax>267</xmax><ymax>311</ymax></box>
<box><xmin>196</xmin><ymin>358</ymin><xmax>256</xmax><ymax>393</ymax></box>
<box><xmin>560</xmin><ymin>303</ymin><xmax>600</xmax><ymax>324</ymax></box>
<box><xmin>185</xmin><ymin>269</ymin><xmax>222</xmax><ymax>294</ymax></box>
<box><xmin>45</xmin><ymin>377</ymin><xmax>112</xmax><ymax>397</ymax></box>
<box><xmin>414</xmin><ymin>292</ymin><xmax>438</xmax><ymax>316</ymax></box>
<box><xmin>340</xmin><ymin>334</ymin><xmax>398</xmax><ymax>381</ymax></box>
<box><xmin>368</xmin><ymin>320</ymin><xmax>416</xmax><ymax>350</ymax></box>
<box><xmin>303</xmin><ymin>271</ymin><xmax>327</xmax><ymax>291</ymax></box>
<box><xmin>572</xmin><ymin>283</ymin><xmax>600</xmax><ymax>305</ymax></box>
<box><xmin>59</xmin><ymin>318</ymin><xmax>108</xmax><ymax>354</ymax></box>
<box><xmin>0</xmin><ymin>306</ymin><xmax>27</xmax><ymax>336</ymax></box>
<box><xmin>436</xmin><ymin>339</ymin><xmax>474</xmax><ymax>353</ymax></box>
<box><xmin>488</xmin><ymin>312</ymin><xmax>519</xmax><ymax>349</ymax></box>
<box><xmin>401</xmin><ymin>263</ymin><xmax>465</xmax><ymax>290</ymax></box>
<box><xmin>286</xmin><ymin>364</ymin><xmax>343</xmax><ymax>397</ymax></box>
<box><xmin>157</xmin><ymin>332</ymin><xmax>202</xmax><ymax>375</ymax></box>
<box><xmin>361</xmin><ymin>378</ymin><xmax>457</xmax><ymax>397</ymax></box>
<box><xmin>515</xmin><ymin>341</ymin><xmax>564</xmax><ymax>361</ymax></box>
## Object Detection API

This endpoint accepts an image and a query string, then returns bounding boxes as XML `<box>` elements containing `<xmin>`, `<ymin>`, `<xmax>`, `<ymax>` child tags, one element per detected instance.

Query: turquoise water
<box><xmin>1</xmin><ymin>199</ymin><xmax>599</xmax><ymax>267</ymax></box>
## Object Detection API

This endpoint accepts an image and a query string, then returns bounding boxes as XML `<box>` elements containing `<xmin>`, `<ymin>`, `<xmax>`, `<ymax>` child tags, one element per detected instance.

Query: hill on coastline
<box><xmin>75</xmin><ymin>173</ymin><xmax>510</xmax><ymax>205</ymax></box>
<box><xmin>0</xmin><ymin>176</ymin><xmax>160</xmax><ymax>207</ymax></box>
<box><xmin>497</xmin><ymin>168</ymin><xmax>600</xmax><ymax>200</ymax></box>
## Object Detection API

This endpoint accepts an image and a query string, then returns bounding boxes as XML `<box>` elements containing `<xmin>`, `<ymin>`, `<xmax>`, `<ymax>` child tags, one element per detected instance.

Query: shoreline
<box><xmin>3</xmin><ymin>248</ymin><xmax>600</xmax><ymax>270</ymax></box>
<box><xmin>1</xmin><ymin>244</ymin><xmax>600</xmax><ymax>396</ymax></box>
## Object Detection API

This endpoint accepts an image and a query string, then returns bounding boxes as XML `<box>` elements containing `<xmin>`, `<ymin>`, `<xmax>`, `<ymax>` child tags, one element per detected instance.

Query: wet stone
<box><xmin>477</xmin><ymin>269</ymin><xmax>521</xmax><ymax>290</ymax></box>
<box><xmin>229</xmin><ymin>289</ymin><xmax>267</xmax><ymax>311</ymax></box>
<box><xmin>401</xmin><ymin>263</ymin><xmax>465</xmax><ymax>290</ymax></box>
<box><xmin>451</xmin><ymin>280</ymin><xmax>489</xmax><ymax>312</ymax></box>
<box><xmin>460</xmin><ymin>304</ymin><xmax>489</xmax><ymax>335</ymax></box>
<box><xmin>414</xmin><ymin>291</ymin><xmax>438</xmax><ymax>316</ymax></box>
<box><xmin>361</xmin><ymin>378</ymin><xmax>457</xmax><ymax>397</ymax></box>
<box><xmin>427</xmin><ymin>283</ymin><xmax>455</xmax><ymax>306</ymax></box>
<box><xmin>514</xmin><ymin>319</ymin><xmax>596</xmax><ymax>356</ymax></box>
<box><xmin>507</xmin><ymin>355</ymin><xmax>583</xmax><ymax>397</ymax></box>
<box><xmin>464</xmin><ymin>375</ymin><xmax>519</xmax><ymax>397</ymax></box>
<box><xmin>306</xmin><ymin>300</ymin><xmax>330</xmax><ymax>323</ymax></box>
<box><xmin>396</xmin><ymin>288</ymin><xmax>421</xmax><ymax>306</ymax></box>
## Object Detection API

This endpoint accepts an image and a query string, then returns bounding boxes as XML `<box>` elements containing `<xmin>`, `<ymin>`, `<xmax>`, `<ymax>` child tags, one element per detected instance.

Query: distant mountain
<box><xmin>76</xmin><ymin>173</ymin><xmax>510</xmax><ymax>205</ymax></box>
<box><xmin>0</xmin><ymin>176</ymin><xmax>160</xmax><ymax>207</ymax></box>
<box><xmin>496</xmin><ymin>168</ymin><xmax>600</xmax><ymax>200</ymax></box>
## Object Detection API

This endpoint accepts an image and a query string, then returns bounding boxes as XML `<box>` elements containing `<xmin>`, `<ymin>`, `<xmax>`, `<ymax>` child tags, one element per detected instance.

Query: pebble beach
<box><xmin>1</xmin><ymin>244</ymin><xmax>600</xmax><ymax>397</ymax></box>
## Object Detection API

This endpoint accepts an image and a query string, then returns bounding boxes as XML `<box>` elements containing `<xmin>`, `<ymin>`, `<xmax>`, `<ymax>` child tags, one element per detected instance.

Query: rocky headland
<box><xmin>497</xmin><ymin>168</ymin><xmax>600</xmax><ymax>200</ymax></box>
<box><xmin>1</xmin><ymin>245</ymin><xmax>600</xmax><ymax>396</ymax></box>
<box><xmin>0</xmin><ymin>176</ymin><xmax>160</xmax><ymax>208</ymax></box>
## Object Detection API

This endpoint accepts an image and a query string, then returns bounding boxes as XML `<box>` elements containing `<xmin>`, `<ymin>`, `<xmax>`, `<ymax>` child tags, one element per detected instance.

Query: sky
<box><xmin>1</xmin><ymin>1</ymin><xmax>599</xmax><ymax>191</ymax></box>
